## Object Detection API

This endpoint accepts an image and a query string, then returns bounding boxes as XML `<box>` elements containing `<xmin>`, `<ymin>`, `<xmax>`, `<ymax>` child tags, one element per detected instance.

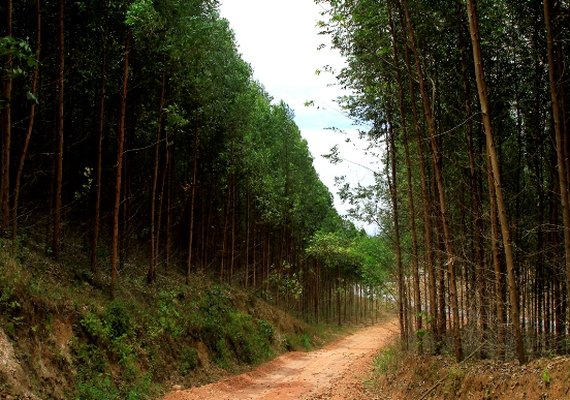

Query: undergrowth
<box><xmin>0</xmin><ymin>236</ymin><xmax>327</xmax><ymax>399</ymax></box>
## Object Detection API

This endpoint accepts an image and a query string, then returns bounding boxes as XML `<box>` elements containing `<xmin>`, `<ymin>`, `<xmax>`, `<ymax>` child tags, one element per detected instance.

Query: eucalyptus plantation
<box><xmin>318</xmin><ymin>0</ymin><xmax>570</xmax><ymax>359</ymax></box>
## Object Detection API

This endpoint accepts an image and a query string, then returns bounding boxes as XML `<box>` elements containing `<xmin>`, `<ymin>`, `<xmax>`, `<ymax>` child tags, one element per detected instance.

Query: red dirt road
<box><xmin>163</xmin><ymin>318</ymin><xmax>399</xmax><ymax>400</ymax></box>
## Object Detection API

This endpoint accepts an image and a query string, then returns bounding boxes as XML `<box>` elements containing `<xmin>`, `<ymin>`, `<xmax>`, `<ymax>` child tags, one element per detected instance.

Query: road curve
<box><xmin>162</xmin><ymin>317</ymin><xmax>399</xmax><ymax>400</ymax></box>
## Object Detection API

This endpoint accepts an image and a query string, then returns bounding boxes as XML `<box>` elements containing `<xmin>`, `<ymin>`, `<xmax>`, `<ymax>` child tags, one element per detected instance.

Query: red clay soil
<box><xmin>162</xmin><ymin>318</ymin><xmax>399</xmax><ymax>400</ymax></box>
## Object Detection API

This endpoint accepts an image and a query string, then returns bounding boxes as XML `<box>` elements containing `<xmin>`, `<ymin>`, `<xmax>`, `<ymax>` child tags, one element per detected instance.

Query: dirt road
<box><xmin>163</xmin><ymin>317</ymin><xmax>399</xmax><ymax>400</ymax></box>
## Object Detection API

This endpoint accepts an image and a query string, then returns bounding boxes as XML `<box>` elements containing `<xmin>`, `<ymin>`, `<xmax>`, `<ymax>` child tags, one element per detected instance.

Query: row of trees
<box><xmin>0</xmin><ymin>0</ymin><xmax>390</xmax><ymax>324</ymax></box>
<box><xmin>319</xmin><ymin>0</ymin><xmax>569</xmax><ymax>362</ymax></box>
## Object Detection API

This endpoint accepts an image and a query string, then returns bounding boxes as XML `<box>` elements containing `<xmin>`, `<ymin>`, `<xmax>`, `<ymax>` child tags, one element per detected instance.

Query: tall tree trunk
<box><xmin>386</xmin><ymin>96</ymin><xmax>407</xmax><ymax>347</ymax></box>
<box><xmin>1</xmin><ymin>0</ymin><xmax>13</xmax><ymax>233</ymax></box>
<box><xmin>165</xmin><ymin>137</ymin><xmax>174</xmax><ymax>269</ymax></box>
<box><xmin>110</xmin><ymin>33</ymin><xmax>130</xmax><ymax>298</ymax></box>
<box><xmin>186</xmin><ymin>131</ymin><xmax>198</xmax><ymax>285</ymax></box>
<box><xmin>402</xmin><ymin>29</ymin><xmax>439</xmax><ymax>347</ymax></box>
<box><xmin>456</xmin><ymin>0</ymin><xmax>487</xmax><ymax>356</ymax></box>
<box><xmin>91</xmin><ymin>27</ymin><xmax>106</xmax><ymax>273</ymax></box>
<box><xmin>52</xmin><ymin>0</ymin><xmax>65</xmax><ymax>260</ymax></box>
<box><xmin>148</xmin><ymin>72</ymin><xmax>166</xmax><ymax>284</ymax></box>
<box><xmin>245</xmin><ymin>193</ymin><xmax>251</xmax><ymax>288</ymax></box>
<box><xmin>388</xmin><ymin>1</ymin><xmax>422</xmax><ymax>351</ymax></box>
<box><xmin>155</xmin><ymin>134</ymin><xmax>168</xmax><ymax>270</ymax></box>
<box><xmin>466</xmin><ymin>0</ymin><xmax>526</xmax><ymax>363</ymax></box>
<box><xmin>12</xmin><ymin>0</ymin><xmax>41</xmax><ymax>243</ymax></box>
<box><xmin>400</xmin><ymin>0</ymin><xmax>462</xmax><ymax>361</ymax></box>
<box><xmin>544</xmin><ymin>0</ymin><xmax>570</xmax><ymax>320</ymax></box>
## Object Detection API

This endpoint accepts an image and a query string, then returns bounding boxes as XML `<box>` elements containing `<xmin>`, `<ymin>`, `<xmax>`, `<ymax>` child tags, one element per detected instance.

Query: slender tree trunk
<box><xmin>544</xmin><ymin>0</ymin><xmax>570</xmax><ymax>319</ymax></box>
<box><xmin>456</xmin><ymin>1</ymin><xmax>487</xmax><ymax>355</ymax></box>
<box><xmin>1</xmin><ymin>0</ymin><xmax>13</xmax><ymax>233</ymax></box>
<box><xmin>388</xmin><ymin>2</ymin><xmax>422</xmax><ymax>351</ymax></box>
<box><xmin>466</xmin><ymin>0</ymin><xmax>526</xmax><ymax>363</ymax></box>
<box><xmin>220</xmin><ymin>183</ymin><xmax>231</xmax><ymax>282</ymax></box>
<box><xmin>155</xmin><ymin>135</ymin><xmax>168</xmax><ymax>269</ymax></box>
<box><xmin>148</xmin><ymin>72</ymin><xmax>166</xmax><ymax>284</ymax></box>
<box><xmin>245</xmin><ymin>193</ymin><xmax>251</xmax><ymax>288</ymax></box>
<box><xmin>230</xmin><ymin>178</ymin><xmax>236</xmax><ymax>283</ymax></box>
<box><xmin>165</xmin><ymin>142</ymin><xmax>173</xmax><ymax>269</ymax></box>
<box><xmin>404</xmin><ymin>41</ymin><xmax>439</xmax><ymax>348</ymax></box>
<box><xmin>385</xmin><ymin>95</ymin><xmax>407</xmax><ymax>347</ymax></box>
<box><xmin>12</xmin><ymin>0</ymin><xmax>41</xmax><ymax>244</ymax></box>
<box><xmin>52</xmin><ymin>0</ymin><xmax>65</xmax><ymax>260</ymax></box>
<box><xmin>110</xmin><ymin>33</ymin><xmax>130</xmax><ymax>298</ymax></box>
<box><xmin>400</xmin><ymin>0</ymin><xmax>462</xmax><ymax>361</ymax></box>
<box><xmin>91</xmin><ymin>27</ymin><xmax>106</xmax><ymax>273</ymax></box>
<box><xmin>186</xmin><ymin>131</ymin><xmax>198</xmax><ymax>284</ymax></box>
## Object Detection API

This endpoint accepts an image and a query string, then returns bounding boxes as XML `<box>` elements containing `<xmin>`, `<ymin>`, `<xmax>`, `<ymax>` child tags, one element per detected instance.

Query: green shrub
<box><xmin>257</xmin><ymin>319</ymin><xmax>275</xmax><ymax>342</ymax></box>
<box><xmin>74</xmin><ymin>375</ymin><xmax>118</xmax><ymax>400</ymax></box>
<box><xmin>180</xmin><ymin>346</ymin><xmax>199</xmax><ymax>375</ymax></box>
<box><xmin>285</xmin><ymin>332</ymin><xmax>313</xmax><ymax>351</ymax></box>
<box><xmin>152</xmin><ymin>290</ymin><xmax>184</xmax><ymax>338</ymax></box>
<box><xmin>73</xmin><ymin>343</ymin><xmax>107</xmax><ymax>376</ymax></box>
<box><xmin>373</xmin><ymin>345</ymin><xmax>399</xmax><ymax>375</ymax></box>
<box><xmin>196</xmin><ymin>286</ymin><xmax>275</xmax><ymax>366</ymax></box>
<box><xmin>104</xmin><ymin>301</ymin><xmax>131</xmax><ymax>340</ymax></box>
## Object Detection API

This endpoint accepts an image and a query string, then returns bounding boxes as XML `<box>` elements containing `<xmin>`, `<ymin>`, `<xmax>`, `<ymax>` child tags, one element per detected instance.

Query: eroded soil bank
<box><xmin>371</xmin><ymin>350</ymin><xmax>570</xmax><ymax>400</ymax></box>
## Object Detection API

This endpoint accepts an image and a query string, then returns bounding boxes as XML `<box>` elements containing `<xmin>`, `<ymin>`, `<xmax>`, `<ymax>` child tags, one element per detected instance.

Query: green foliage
<box><xmin>373</xmin><ymin>345</ymin><xmax>400</xmax><ymax>375</ymax></box>
<box><xmin>0</xmin><ymin>36</ymin><xmax>38</xmax><ymax>77</ymax></box>
<box><xmin>150</xmin><ymin>290</ymin><xmax>184</xmax><ymax>338</ymax></box>
<box><xmin>306</xmin><ymin>229</ymin><xmax>359</xmax><ymax>270</ymax></box>
<box><xmin>257</xmin><ymin>319</ymin><xmax>275</xmax><ymax>343</ymax></box>
<box><xmin>125</xmin><ymin>0</ymin><xmax>160</xmax><ymax>30</ymax></box>
<box><xmin>541</xmin><ymin>368</ymin><xmax>551</xmax><ymax>386</ymax></box>
<box><xmin>76</xmin><ymin>301</ymin><xmax>154</xmax><ymax>400</ymax></box>
<box><xmin>285</xmin><ymin>333</ymin><xmax>313</xmax><ymax>351</ymax></box>
<box><xmin>81</xmin><ymin>301</ymin><xmax>132</xmax><ymax>343</ymax></box>
<box><xmin>197</xmin><ymin>286</ymin><xmax>275</xmax><ymax>366</ymax></box>
<box><xmin>0</xmin><ymin>281</ymin><xmax>24</xmax><ymax>336</ymax></box>
<box><xmin>74</xmin><ymin>372</ymin><xmax>153</xmax><ymax>400</ymax></box>
<box><xmin>267</xmin><ymin>262</ymin><xmax>303</xmax><ymax>300</ymax></box>
<box><xmin>74</xmin><ymin>375</ymin><xmax>119</xmax><ymax>400</ymax></box>
<box><xmin>179</xmin><ymin>347</ymin><xmax>199</xmax><ymax>375</ymax></box>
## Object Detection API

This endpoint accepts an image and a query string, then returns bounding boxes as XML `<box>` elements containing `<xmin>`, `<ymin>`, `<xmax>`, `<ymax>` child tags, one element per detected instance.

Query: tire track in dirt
<box><xmin>162</xmin><ymin>317</ymin><xmax>399</xmax><ymax>400</ymax></box>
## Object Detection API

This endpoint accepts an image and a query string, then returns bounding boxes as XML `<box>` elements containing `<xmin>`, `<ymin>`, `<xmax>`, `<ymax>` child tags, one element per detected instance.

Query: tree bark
<box><xmin>388</xmin><ymin>1</ymin><xmax>422</xmax><ymax>351</ymax></box>
<box><xmin>544</xmin><ymin>0</ymin><xmax>570</xmax><ymax>323</ymax></box>
<box><xmin>52</xmin><ymin>0</ymin><xmax>65</xmax><ymax>260</ymax></box>
<box><xmin>91</xmin><ymin>26</ymin><xmax>106</xmax><ymax>273</ymax></box>
<box><xmin>466</xmin><ymin>0</ymin><xmax>526</xmax><ymax>363</ymax></box>
<box><xmin>456</xmin><ymin>0</ymin><xmax>487</xmax><ymax>356</ymax></box>
<box><xmin>1</xmin><ymin>0</ymin><xmax>13</xmax><ymax>233</ymax></box>
<box><xmin>186</xmin><ymin>130</ymin><xmax>198</xmax><ymax>284</ymax></box>
<box><xmin>148</xmin><ymin>71</ymin><xmax>166</xmax><ymax>284</ymax></box>
<box><xmin>111</xmin><ymin>33</ymin><xmax>130</xmax><ymax>298</ymax></box>
<box><xmin>385</xmin><ymin>95</ymin><xmax>407</xmax><ymax>348</ymax></box>
<box><xmin>12</xmin><ymin>0</ymin><xmax>41</xmax><ymax>244</ymax></box>
<box><xmin>400</xmin><ymin>0</ymin><xmax>462</xmax><ymax>361</ymax></box>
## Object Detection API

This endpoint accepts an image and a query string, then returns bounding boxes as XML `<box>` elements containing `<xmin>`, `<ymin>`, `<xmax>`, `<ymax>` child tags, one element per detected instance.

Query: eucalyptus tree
<box><xmin>544</xmin><ymin>0</ymin><xmax>570</xmax><ymax>319</ymax></box>
<box><xmin>317</xmin><ymin>0</ymin><xmax>570</xmax><ymax>359</ymax></box>
<box><xmin>1</xmin><ymin>0</ymin><xmax>14</xmax><ymax>233</ymax></box>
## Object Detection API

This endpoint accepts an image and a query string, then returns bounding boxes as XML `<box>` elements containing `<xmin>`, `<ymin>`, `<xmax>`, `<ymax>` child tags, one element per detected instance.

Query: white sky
<box><xmin>219</xmin><ymin>0</ymin><xmax>379</xmax><ymax>234</ymax></box>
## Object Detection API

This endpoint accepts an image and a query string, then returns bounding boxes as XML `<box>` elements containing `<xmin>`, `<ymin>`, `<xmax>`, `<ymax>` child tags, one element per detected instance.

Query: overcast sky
<box><xmin>219</xmin><ymin>0</ymin><xmax>379</xmax><ymax>233</ymax></box>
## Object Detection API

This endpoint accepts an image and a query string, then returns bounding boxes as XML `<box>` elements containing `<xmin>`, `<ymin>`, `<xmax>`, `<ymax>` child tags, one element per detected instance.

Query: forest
<box><xmin>318</xmin><ymin>0</ymin><xmax>570</xmax><ymax>364</ymax></box>
<box><xmin>2</xmin><ymin>0</ymin><xmax>570</xmax><ymax>395</ymax></box>
<box><xmin>0</xmin><ymin>0</ymin><xmax>388</xmax><ymax>333</ymax></box>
